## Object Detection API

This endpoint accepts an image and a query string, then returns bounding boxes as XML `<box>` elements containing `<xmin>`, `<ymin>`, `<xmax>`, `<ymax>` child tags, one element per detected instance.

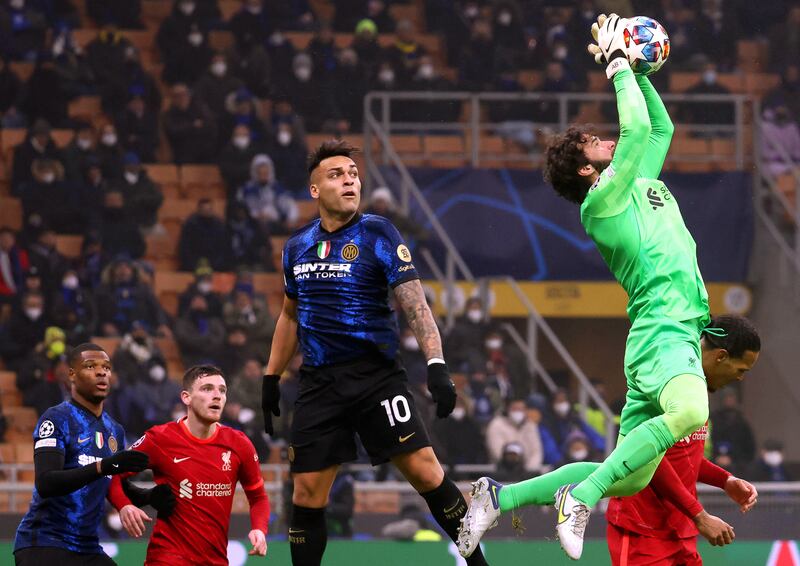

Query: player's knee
<box><xmin>292</xmin><ymin>483</ymin><xmax>328</xmax><ymax>508</ymax></box>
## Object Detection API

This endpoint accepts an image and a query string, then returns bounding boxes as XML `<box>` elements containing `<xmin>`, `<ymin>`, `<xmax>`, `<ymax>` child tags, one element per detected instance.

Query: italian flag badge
<box><xmin>317</xmin><ymin>241</ymin><xmax>331</xmax><ymax>259</ymax></box>
<box><xmin>95</xmin><ymin>431</ymin><xmax>104</xmax><ymax>449</ymax></box>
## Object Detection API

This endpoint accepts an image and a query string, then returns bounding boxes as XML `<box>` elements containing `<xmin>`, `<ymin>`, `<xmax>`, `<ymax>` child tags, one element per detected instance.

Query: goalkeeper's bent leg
<box><xmin>570</xmin><ymin>373</ymin><xmax>708</xmax><ymax>507</ymax></box>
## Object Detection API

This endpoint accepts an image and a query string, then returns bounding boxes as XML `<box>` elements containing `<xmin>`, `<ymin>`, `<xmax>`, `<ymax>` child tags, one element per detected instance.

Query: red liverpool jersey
<box><xmin>126</xmin><ymin>419</ymin><xmax>265</xmax><ymax>565</ymax></box>
<box><xmin>606</xmin><ymin>423</ymin><xmax>710</xmax><ymax>540</ymax></box>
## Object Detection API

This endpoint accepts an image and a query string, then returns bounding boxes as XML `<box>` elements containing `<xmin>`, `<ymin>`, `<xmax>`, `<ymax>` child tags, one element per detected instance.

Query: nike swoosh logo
<box><xmin>443</xmin><ymin>500</ymin><xmax>462</xmax><ymax>514</ymax></box>
<box><xmin>112</xmin><ymin>464</ymin><xmax>119</xmax><ymax>469</ymax></box>
<box><xmin>288</xmin><ymin>529</ymin><xmax>305</xmax><ymax>534</ymax></box>
<box><xmin>557</xmin><ymin>489</ymin><xmax>570</xmax><ymax>525</ymax></box>
<box><xmin>173</xmin><ymin>457</ymin><xmax>190</xmax><ymax>463</ymax></box>
<box><xmin>399</xmin><ymin>432</ymin><xmax>416</xmax><ymax>443</ymax></box>
<box><xmin>490</xmin><ymin>484</ymin><xmax>499</xmax><ymax>508</ymax></box>
<box><xmin>78</xmin><ymin>437</ymin><xmax>91</xmax><ymax>444</ymax></box>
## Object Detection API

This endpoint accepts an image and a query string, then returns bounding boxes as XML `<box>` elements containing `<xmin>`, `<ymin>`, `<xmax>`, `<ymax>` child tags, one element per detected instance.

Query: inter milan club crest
<box><xmin>317</xmin><ymin>241</ymin><xmax>331</xmax><ymax>259</ymax></box>
<box><xmin>108</xmin><ymin>436</ymin><xmax>118</xmax><ymax>453</ymax></box>
<box><xmin>341</xmin><ymin>243</ymin><xmax>359</xmax><ymax>261</ymax></box>
<box><xmin>95</xmin><ymin>432</ymin><xmax>104</xmax><ymax>449</ymax></box>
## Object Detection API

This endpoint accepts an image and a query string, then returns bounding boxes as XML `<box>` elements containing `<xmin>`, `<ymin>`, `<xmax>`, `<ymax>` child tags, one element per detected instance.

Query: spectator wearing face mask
<box><xmin>219</xmin><ymin>124</ymin><xmax>265</xmax><ymax>196</ymax></box>
<box><xmin>747</xmin><ymin>439</ymin><xmax>792</xmax><ymax>482</ymax></box>
<box><xmin>162</xmin><ymin>22</ymin><xmax>213</xmax><ymax>85</ymax></box>
<box><xmin>236</xmin><ymin>153</ymin><xmax>299</xmax><ymax>235</ymax></box>
<box><xmin>459</xmin><ymin>18</ymin><xmax>496</xmax><ymax>91</ymax></box>
<box><xmin>430</xmin><ymin>398</ymin><xmax>488</xmax><ymax>478</ymax></box>
<box><xmin>493</xmin><ymin>442</ymin><xmax>528</xmax><ymax>483</ymax></box>
<box><xmin>157</xmin><ymin>0</ymin><xmax>206</xmax><ymax>59</ymax></box>
<box><xmin>541</xmin><ymin>388</ymin><xmax>605</xmax><ymax>464</ymax></box>
<box><xmin>267</xmin><ymin>123</ymin><xmax>308</xmax><ymax>195</ymax></box>
<box><xmin>174</xmin><ymin>292</ymin><xmax>226</xmax><ymax>366</ymax></box>
<box><xmin>220</xmin><ymin>88</ymin><xmax>268</xmax><ymax>148</ymax></box>
<box><xmin>226</xmin><ymin>202</ymin><xmax>273</xmax><ymax>272</ymax></box>
<box><xmin>486</xmin><ymin>398</ymin><xmax>544</xmax><ymax>474</ymax></box>
<box><xmin>115</xmin><ymin>91</ymin><xmax>159</xmax><ymax>163</ymax></box>
<box><xmin>111</xmin><ymin>322</ymin><xmax>168</xmax><ymax>386</ymax></box>
<box><xmin>560</xmin><ymin>432</ymin><xmax>597</xmax><ymax>467</ymax></box>
<box><xmin>163</xmin><ymin>82</ymin><xmax>218</xmax><ymax>164</ymax></box>
<box><xmin>0</xmin><ymin>290</ymin><xmax>48</xmax><ymax>367</ymax></box>
<box><xmin>100</xmin><ymin>190</ymin><xmax>146</xmax><ymax>259</ymax></box>
<box><xmin>445</xmin><ymin>297</ymin><xmax>491</xmax><ymax>373</ymax></box>
<box><xmin>19</xmin><ymin>159</ymin><xmax>88</xmax><ymax>235</ymax></box>
<box><xmin>178</xmin><ymin>198</ymin><xmax>229</xmax><ymax>270</ymax></box>
<box><xmin>275</xmin><ymin>52</ymin><xmax>331</xmax><ymax>132</ymax></box>
<box><xmin>11</xmin><ymin>119</ymin><xmax>62</xmax><ymax>194</ymax></box>
<box><xmin>50</xmin><ymin>269</ymin><xmax>97</xmax><ymax>343</ymax></box>
<box><xmin>483</xmin><ymin>329</ymin><xmax>529</xmax><ymax>400</ymax></box>
<box><xmin>194</xmin><ymin>52</ymin><xmax>245</xmax><ymax>121</ymax></box>
<box><xmin>95</xmin><ymin>122</ymin><xmax>125</xmax><ymax>179</ymax></box>
<box><xmin>125</xmin><ymin>358</ymin><xmax>182</xmax><ymax>437</ymax></box>
<box><xmin>178</xmin><ymin>261</ymin><xmax>223</xmax><ymax>318</ymax></box>
<box><xmin>101</xmin><ymin>44</ymin><xmax>162</xmax><ymax>119</ymax></box>
<box><xmin>229</xmin><ymin>0</ymin><xmax>272</xmax><ymax>52</ymax></box>
<box><xmin>62</xmin><ymin>122</ymin><xmax>99</xmax><ymax>184</ymax></box>
<box><xmin>680</xmin><ymin>62</ymin><xmax>735</xmax><ymax>137</ymax></box>
<box><xmin>110</xmin><ymin>152</ymin><xmax>164</xmax><ymax>232</ymax></box>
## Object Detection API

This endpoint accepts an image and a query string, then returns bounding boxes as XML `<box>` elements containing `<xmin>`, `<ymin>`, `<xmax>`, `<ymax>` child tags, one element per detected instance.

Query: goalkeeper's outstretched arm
<box><xmin>636</xmin><ymin>74</ymin><xmax>674</xmax><ymax>178</ymax></box>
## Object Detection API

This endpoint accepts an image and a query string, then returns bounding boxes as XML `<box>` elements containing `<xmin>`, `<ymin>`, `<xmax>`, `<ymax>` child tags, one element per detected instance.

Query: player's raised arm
<box><xmin>262</xmin><ymin>294</ymin><xmax>299</xmax><ymax>434</ymax></box>
<box><xmin>583</xmin><ymin>14</ymin><xmax>651</xmax><ymax>217</ymax></box>
<box><xmin>635</xmin><ymin>74</ymin><xmax>675</xmax><ymax>178</ymax></box>
<box><xmin>393</xmin><ymin>279</ymin><xmax>456</xmax><ymax>418</ymax></box>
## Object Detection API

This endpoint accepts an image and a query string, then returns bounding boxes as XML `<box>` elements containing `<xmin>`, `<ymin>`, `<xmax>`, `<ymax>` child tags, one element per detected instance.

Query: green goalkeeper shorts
<box><xmin>618</xmin><ymin>316</ymin><xmax>706</xmax><ymax>436</ymax></box>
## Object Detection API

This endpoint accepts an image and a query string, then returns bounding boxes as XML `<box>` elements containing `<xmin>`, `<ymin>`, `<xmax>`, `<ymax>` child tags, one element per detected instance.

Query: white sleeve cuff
<box><xmin>427</xmin><ymin>358</ymin><xmax>446</xmax><ymax>366</ymax></box>
<box><xmin>606</xmin><ymin>57</ymin><xmax>631</xmax><ymax>79</ymax></box>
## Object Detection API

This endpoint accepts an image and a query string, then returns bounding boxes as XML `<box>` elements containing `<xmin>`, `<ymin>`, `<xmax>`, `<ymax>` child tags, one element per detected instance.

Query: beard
<box><xmin>589</xmin><ymin>157</ymin><xmax>612</xmax><ymax>174</ymax></box>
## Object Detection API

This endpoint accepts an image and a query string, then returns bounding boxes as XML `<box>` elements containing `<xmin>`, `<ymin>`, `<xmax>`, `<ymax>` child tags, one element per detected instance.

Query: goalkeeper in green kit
<box><xmin>457</xmin><ymin>14</ymin><xmax>715</xmax><ymax>561</ymax></box>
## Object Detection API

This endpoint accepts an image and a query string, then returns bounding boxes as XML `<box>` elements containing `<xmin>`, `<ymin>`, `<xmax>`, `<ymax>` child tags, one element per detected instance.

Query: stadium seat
<box><xmin>0</xmin><ymin>371</ymin><xmax>21</xmax><ymax>407</ymax></box>
<box><xmin>144</xmin><ymin>164</ymin><xmax>181</xmax><ymax>199</ymax></box>
<box><xmin>737</xmin><ymin>40</ymin><xmax>769</xmax><ymax>72</ymax></box>
<box><xmin>425</xmin><ymin>135</ymin><xmax>466</xmax><ymax>168</ymax></box>
<box><xmin>6</xmin><ymin>407</ymin><xmax>37</xmax><ymax>436</ymax></box>
<box><xmin>517</xmin><ymin>70</ymin><xmax>543</xmax><ymax>91</ymax></box>
<box><xmin>179</xmin><ymin>165</ymin><xmax>226</xmax><ymax>200</ymax></box>
<box><xmin>55</xmin><ymin>235</ymin><xmax>83</xmax><ymax>259</ymax></box>
<box><xmin>90</xmin><ymin>337</ymin><xmax>121</xmax><ymax>357</ymax></box>
<box><xmin>1</xmin><ymin>129</ymin><xmax>26</xmax><ymax>155</ymax></box>
<box><xmin>0</xmin><ymin>442</ymin><xmax>13</xmax><ymax>463</ymax></box>
<box><xmin>8</xmin><ymin>62</ymin><xmax>34</xmax><ymax>82</ymax></box>
<box><xmin>389</xmin><ymin>134</ymin><xmax>425</xmax><ymax>166</ymax></box>
<box><xmin>145</xmin><ymin>234</ymin><xmax>179</xmax><ymax>263</ymax></box>
<box><xmin>744</xmin><ymin>72</ymin><xmax>780</xmax><ymax>97</ymax></box>
<box><xmin>68</xmin><ymin>96</ymin><xmax>102</xmax><ymax>121</ymax></box>
<box><xmin>0</xmin><ymin>197</ymin><xmax>22</xmax><ymax>230</ymax></box>
<box><xmin>51</xmin><ymin>129</ymin><xmax>74</xmax><ymax>147</ymax></box>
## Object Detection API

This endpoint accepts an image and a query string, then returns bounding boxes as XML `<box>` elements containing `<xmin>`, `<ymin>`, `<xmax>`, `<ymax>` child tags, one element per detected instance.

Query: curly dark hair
<box><xmin>543</xmin><ymin>126</ymin><xmax>595</xmax><ymax>204</ymax></box>
<box><xmin>702</xmin><ymin>315</ymin><xmax>761</xmax><ymax>359</ymax></box>
<box><xmin>307</xmin><ymin>139</ymin><xmax>360</xmax><ymax>176</ymax></box>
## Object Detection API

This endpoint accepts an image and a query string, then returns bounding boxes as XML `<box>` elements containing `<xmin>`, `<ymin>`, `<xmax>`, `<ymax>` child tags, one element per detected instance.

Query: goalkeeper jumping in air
<box><xmin>458</xmin><ymin>14</ymin><xmax>717</xmax><ymax>560</ymax></box>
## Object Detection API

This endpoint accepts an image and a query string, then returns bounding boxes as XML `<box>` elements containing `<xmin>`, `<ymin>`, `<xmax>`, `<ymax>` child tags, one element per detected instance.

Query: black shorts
<box><xmin>289</xmin><ymin>355</ymin><xmax>432</xmax><ymax>473</ymax></box>
<box><xmin>15</xmin><ymin>547</ymin><xmax>117</xmax><ymax>566</ymax></box>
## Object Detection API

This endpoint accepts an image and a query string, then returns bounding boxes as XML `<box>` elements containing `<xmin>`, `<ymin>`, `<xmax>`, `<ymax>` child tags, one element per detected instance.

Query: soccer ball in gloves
<box><xmin>623</xmin><ymin>16</ymin><xmax>670</xmax><ymax>75</ymax></box>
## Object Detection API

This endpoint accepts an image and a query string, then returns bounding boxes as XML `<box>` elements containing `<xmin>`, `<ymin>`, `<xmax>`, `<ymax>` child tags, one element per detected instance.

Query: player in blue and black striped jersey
<box><xmin>261</xmin><ymin>140</ymin><xmax>489</xmax><ymax>566</ymax></box>
<box><xmin>13</xmin><ymin>343</ymin><xmax>151</xmax><ymax>566</ymax></box>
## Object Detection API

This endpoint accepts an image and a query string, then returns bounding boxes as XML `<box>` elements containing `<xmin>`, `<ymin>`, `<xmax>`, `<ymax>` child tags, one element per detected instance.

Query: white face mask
<box><xmin>77</xmin><ymin>137</ymin><xmax>92</xmax><ymax>150</ymax></box>
<box><xmin>246</xmin><ymin>3</ymin><xmax>262</xmax><ymax>14</ymax></box>
<box><xmin>509</xmin><ymin>410</ymin><xmax>526</xmax><ymax>425</ymax></box>
<box><xmin>418</xmin><ymin>64</ymin><xmax>434</xmax><ymax>80</ymax></box>
<box><xmin>570</xmin><ymin>448</ymin><xmax>589</xmax><ymax>461</ymax></box>
<box><xmin>239</xmin><ymin>407</ymin><xmax>255</xmax><ymax>423</ymax></box>
<box><xmin>25</xmin><ymin>307</ymin><xmax>43</xmax><ymax>320</ymax></box>
<box><xmin>763</xmin><ymin>451</ymin><xmax>783</xmax><ymax>467</ymax></box>
<box><xmin>554</xmin><ymin>46</ymin><xmax>568</xmax><ymax>60</ymax></box>
<box><xmin>124</xmin><ymin>171</ymin><xmax>139</xmax><ymax>185</ymax></box>
<box><xmin>466</xmin><ymin>309</ymin><xmax>482</xmax><ymax>323</ymax></box>
<box><xmin>197</xmin><ymin>280</ymin><xmax>213</xmax><ymax>294</ymax></box>
<box><xmin>62</xmin><ymin>275</ymin><xmax>79</xmax><ymax>289</ymax></box>
<box><xmin>101</xmin><ymin>133</ymin><xmax>117</xmax><ymax>146</ymax></box>
<box><xmin>179</xmin><ymin>1</ymin><xmax>195</xmax><ymax>15</ymax></box>
<box><xmin>269</xmin><ymin>32</ymin><xmax>284</xmax><ymax>45</ymax></box>
<box><xmin>402</xmin><ymin>336</ymin><xmax>419</xmax><ymax>351</ymax></box>
<box><xmin>9</xmin><ymin>0</ymin><xmax>24</xmax><ymax>9</ymax></box>
<box><xmin>451</xmin><ymin>407</ymin><xmax>466</xmax><ymax>421</ymax></box>
<box><xmin>498</xmin><ymin>11</ymin><xmax>512</xmax><ymax>25</ymax></box>
<box><xmin>295</xmin><ymin>66</ymin><xmax>312</xmax><ymax>81</ymax></box>
<box><xmin>554</xmin><ymin>401</ymin><xmax>570</xmax><ymax>417</ymax></box>
<box><xmin>464</xmin><ymin>5</ymin><xmax>478</xmax><ymax>18</ymax></box>
<box><xmin>149</xmin><ymin>365</ymin><xmax>166</xmax><ymax>382</ymax></box>
<box><xmin>378</xmin><ymin>69</ymin><xmax>395</xmax><ymax>84</ymax></box>
<box><xmin>211</xmin><ymin>61</ymin><xmax>227</xmax><ymax>76</ymax></box>
<box><xmin>485</xmin><ymin>338</ymin><xmax>502</xmax><ymax>350</ymax></box>
<box><xmin>40</xmin><ymin>172</ymin><xmax>55</xmax><ymax>184</ymax></box>
<box><xmin>277</xmin><ymin>130</ymin><xmax>292</xmax><ymax>146</ymax></box>
<box><xmin>188</xmin><ymin>32</ymin><xmax>203</xmax><ymax>46</ymax></box>
<box><xmin>703</xmin><ymin>70</ymin><xmax>717</xmax><ymax>85</ymax></box>
<box><xmin>233</xmin><ymin>135</ymin><xmax>250</xmax><ymax>149</ymax></box>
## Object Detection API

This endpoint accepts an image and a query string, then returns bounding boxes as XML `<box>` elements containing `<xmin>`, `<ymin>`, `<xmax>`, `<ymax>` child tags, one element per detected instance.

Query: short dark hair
<box><xmin>703</xmin><ymin>315</ymin><xmax>761</xmax><ymax>359</ymax></box>
<box><xmin>182</xmin><ymin>364</ymin><xmax>226</xmax><ymax>390</ymax></box>
<box><xmin>68</xmin><ymin>343</ymin><xmax>107</xmax><ymax>366</ymax></box>
<box><xmin>543</xmin><ymin>126</ymin><xmax>594</xmax><ymax>204</ymax></box>
<box><xmin>307</xmin><ymin>140</ymin><xmax>359</xmax><ymax>176</ymax></box>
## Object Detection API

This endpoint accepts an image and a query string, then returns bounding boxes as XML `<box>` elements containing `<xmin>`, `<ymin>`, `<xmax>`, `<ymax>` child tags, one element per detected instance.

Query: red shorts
<box><xmin>607</xmin><ymin>523</ymin><xmax>702</xmax><ymax>566</ymax></box>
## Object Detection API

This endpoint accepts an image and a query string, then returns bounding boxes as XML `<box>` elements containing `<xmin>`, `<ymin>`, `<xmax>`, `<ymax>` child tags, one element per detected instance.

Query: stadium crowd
<box><xmin>0</xmin><ymin>0</ymin><xmax>796</xmax><ymax>500</ymax></box>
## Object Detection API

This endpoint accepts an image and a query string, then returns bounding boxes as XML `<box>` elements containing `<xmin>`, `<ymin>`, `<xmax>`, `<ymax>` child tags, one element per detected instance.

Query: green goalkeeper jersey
<box><xmin>580</xmin><ymin>69</ymin><xmax>709</xmax><ymax>325</ymax></box>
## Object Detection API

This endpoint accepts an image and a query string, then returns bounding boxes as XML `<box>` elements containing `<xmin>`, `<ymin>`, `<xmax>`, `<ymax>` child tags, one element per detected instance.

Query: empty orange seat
<box><xmin>68</xmin><ymin>96</ymin><xmax>102</xmax><ymax>120</ymax></box>
<box><xmin>0</xmin><ymin>197</ymin><xmax>22</xmax><ymax>230</ymax></box>
<box><xmin>55</xmin><ymin>235</ymin><xmax>83</xmax><ymax>259</ymax></box>
<box><xmin>180</xmin><ymin>164</ymin><xmax>226</xmax><ymax>200</ymax></box>
<box><xmin>90</xmin><ymin>337</ymin><xmax>121</xmax><ymax>357</ymax></box>
<box><xmin>144</xmin><ymin>164</ymin><xmax>180</xmax><ymax>198</ymax></box>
